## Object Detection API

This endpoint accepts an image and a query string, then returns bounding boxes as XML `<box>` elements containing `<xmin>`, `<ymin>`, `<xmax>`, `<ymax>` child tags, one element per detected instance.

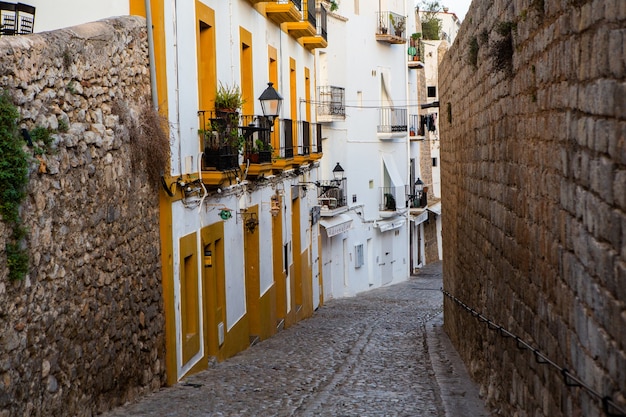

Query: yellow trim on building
<box><xmin>196</xmin><ymin>2</ymin><xmax>217</xmax><ymax>112</ymax></box>
<box><xmin>240</xmin><ymin>27</ymin><xmax>254</xmax><ymax>116</ymax></box>
<box><xmin>129</xmin><ymin>0</ymin><xmax>176</xmax><ymax>385</ymax></box>
<box><xmin>179</xmin><ymin>232</ymin><xmax>200</xmax><ymax>366</ymax></box>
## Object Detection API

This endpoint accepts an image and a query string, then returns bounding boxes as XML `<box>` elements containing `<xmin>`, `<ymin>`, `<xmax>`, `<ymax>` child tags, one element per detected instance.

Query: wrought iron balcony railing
<box><xmin>378</xmin><ymin>108</ymin><xmax>407</xmax><ymax>133</ymax></box>
<box><xmin>375</xmin><ymin>11</ymin><xmax>406</xmax><ymax>44</ymax></box>
<box><xmin>379</xmin><ymin>186</ymin><xmax>405</xmax><ymax>212</ymax></box>
<box><xmin>318</xmin><ymin>5</ymin><xmax>327</xmax><ymax>40</ymax></box>
<box><xmin>317</xmin><ymin>86</ymin><xmax>345</xmax><ymax>119</ymax></box>
<box><xmin>318</xmin><ymin>178</ymin><xmax>347</xmax><ymax>210</ymax></box>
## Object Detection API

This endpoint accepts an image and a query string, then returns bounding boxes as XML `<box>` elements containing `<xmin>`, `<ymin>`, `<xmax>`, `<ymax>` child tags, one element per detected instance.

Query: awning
<box><xmin>375</xmin><ymin>217</ymin><xmax>406</xmax><ymax>232</ymax></box>
<box><xmin>411</xmin><ymin>210</ymin><xmax>428</xmax><ymax>224</ymax></box>
<box><xmin>427</xmin><ymin>202</ymin><xmax>441</xmax><ymax>216</ymax></box>
<box><xmin>421</xmin><ymin>101</ymin><xmax>440</xmax><ymax>109</ymax></box>
<box><xmin>319</xmin><ymin>213</ymin><xmax>353</xmax><ymax>237</ymax></box>
<box><xmin>381</xmin><ymin>153</ymin><xmax>404</xmax><ymax>188</ymax></box>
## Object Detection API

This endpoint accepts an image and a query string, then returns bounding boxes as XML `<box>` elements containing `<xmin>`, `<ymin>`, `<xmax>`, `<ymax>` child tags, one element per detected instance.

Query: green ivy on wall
<box><xmin>0</xmin><ymin>90</ymin><xmax>29</xmax><ymax>280</ymax></box>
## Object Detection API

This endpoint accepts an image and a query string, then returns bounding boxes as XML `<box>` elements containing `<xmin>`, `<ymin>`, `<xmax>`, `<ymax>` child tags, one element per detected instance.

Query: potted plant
<box><xmin>410</xmin><ymin>32</ymin><xmax>421</xmax><ymax>46</ymax></box>
<box><xmin>389</xmin><ymin>14</ymin><xmax>405</xmax><ymax>37</ymax></box>
<box><xmin>246</xmin><ymin>138</ymin><xmax>273</xmax><ymax>163</ymax></box>
<box><xmin>215</xmin><ymin>82</ymin><xmax>245</xmax><ymax>116</ymax></box>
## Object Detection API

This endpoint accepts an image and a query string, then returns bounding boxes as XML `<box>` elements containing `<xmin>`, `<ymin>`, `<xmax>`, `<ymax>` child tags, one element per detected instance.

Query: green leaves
<box><xmin>0</xmin><ymin>90</ymin><xmax>29</xmax><ymax>280</ymax></box>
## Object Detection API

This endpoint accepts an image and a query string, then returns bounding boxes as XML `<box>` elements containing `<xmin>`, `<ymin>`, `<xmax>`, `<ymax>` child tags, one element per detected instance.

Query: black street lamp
<box><xmin>414</xmin><ymin>177</ymin><xmax>425</xmax><ymax>208</ymax></box>
<box><xmin>332</xmin><ymin>162</ymin><xmax>345</xmax><ymax>182</ymax></box>
<box><xmin>258</xmin><ymin>82</ymin><xmax>283</xmax><ymax>127</ymax></box>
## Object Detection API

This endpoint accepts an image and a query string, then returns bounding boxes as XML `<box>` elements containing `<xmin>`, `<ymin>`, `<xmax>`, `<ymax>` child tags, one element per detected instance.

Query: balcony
<box><xmin>301</xmin><ymin>3</ymin><xmax>328</xmax><ymax>50</ymax></box>
<box><xmin>294</xmin><ymin>120</ymin><xmax>311</xmax><ymax>165</ymax></box>
<box><xmin>283</xmin><ymin>0</ymin><xmax>316</xmax><ymax>39</ymax></box>
<box><xmin>0</xmin><ymin>2</ymin><xmax>35</xmax><ymax>36</ymax></box>
<box><xmin>406</xmin><ymin>184</ymin><xmax>427</xmax><ymax>209</ymax></box>
<box><xmin>272</xmin><ymin>118</ymin><xmax>296</xmax><ymax>171</ymax></box>
<box><xmin>241</xmin><ymin>115</ymin><xmax>274</xmax><ymax>178</ymax></box>
<box><xmin>317</xmin><ymin>85</ymin><xmax>345</xmax><ymax>123</ymax></box>
<box><xmin>409</xmin><ymin>114</ymin><xmax>424</xmax><ymax>138</ymax></box>
<box><xmin>265</xmin><ymin>0</ymin><xmax>302</xmax><ymax>26</ymax></box>
<box><xmin>407</xmin><ymin>36</ymin><xmax>424</xmax><ymax>69</ymax></box>
<box><xmin>310</xmin><ymin>122</ymin><xmax>323</xmax><ymax>160</ymax></box>
<box><xmin>318</xmin><ymin>177</ymin><xmax>347</xmax><ymax>216</ymax></box>
<box><xmin>379</xmin><ymin>185</ymin><xmax>406</xmax><ymax>217</ymax></box>
<box><xmin>294</xmin><ymin>120</ymin><xmax>322</xmax><ymax>163</ymax></box>
<box><xmin>198</xmin><ymin>110</ymin><xmax>242</xmax><ymax>185</ymax></box>
<box><xmin>375</xmin><ymin>11</ymin><xmax>406</xmax><ymax>45</ymax></box>
<box><xmin>377</xmin><ymin>107</ymin><xmax>407</xmax><ymax>139</ymax></box>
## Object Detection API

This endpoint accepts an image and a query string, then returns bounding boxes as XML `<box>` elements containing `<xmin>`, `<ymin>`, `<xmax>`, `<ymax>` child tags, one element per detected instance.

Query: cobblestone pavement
<box><xmin>101</xmin><ymin>261</ymin><xmax>490</xmax><ymax>417</ymax></box>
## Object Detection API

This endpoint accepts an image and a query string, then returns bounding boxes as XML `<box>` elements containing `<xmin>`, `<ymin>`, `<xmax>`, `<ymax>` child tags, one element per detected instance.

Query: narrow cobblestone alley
<box><xmin>100</xmin><ymin>262</ymin><xmax>489</xmax><ymax>417</ymax></box>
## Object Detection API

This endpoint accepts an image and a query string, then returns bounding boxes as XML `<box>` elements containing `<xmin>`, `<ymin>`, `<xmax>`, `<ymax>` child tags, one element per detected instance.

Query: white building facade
<box><xmin>315</xmin><ymin>0</ymin><xmax>417</xmax><ymax>299</ymax></box>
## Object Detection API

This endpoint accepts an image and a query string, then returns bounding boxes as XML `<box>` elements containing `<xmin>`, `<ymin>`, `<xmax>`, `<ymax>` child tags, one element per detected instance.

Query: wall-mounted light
<box><xmin>270</xmin><ymin>195</ymin><xmax>280</xmax><ymax>217</ymax></box>
<box><xmin>239</xmin><ymin>210</ymin><xmax>259</xmax><ymax>233</ymax></box>
<box><xmin>219</xmin><ymin>209</ymin><xmax>232</xmax><ymax>220</ymax></box>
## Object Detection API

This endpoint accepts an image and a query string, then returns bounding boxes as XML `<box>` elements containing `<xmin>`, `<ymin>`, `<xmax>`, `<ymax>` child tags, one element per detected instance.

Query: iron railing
<box><xmin>379</xmin><ymin>186</ymin><xmax>405</xmax><ymax>211</ymax></box>
<box><xmin>317</xmin><ymin>86</ymin><xmax>345</xmax><ymax>118</ymax></box>
<box><xmin>198</xmin><ymin>110</ymin><xmax>240</xmax><ymax>171</ymax></box>
<box><xmin>298</xmin><ymin>120</ymin><xmax>311</xmax><ymax>156</ymax></box>
<box><xmin>318</xmin><ymin>4</ymin><xmax>327</xmax><ymax>40</ymax></box>
<box><xmin>317</xmin><ymin>178</ymin><xmax>347</xmax><ymax>210</ymax></box>
<box><xmin>304</xmin><ymin>0</ymin><xmax>315</xmax><ymax>27</ymax></box>
<box><xmin>376</xmin><ymin>11</ymin><xmax>405</xmax><ymax>38</ymax></box>
<box><xmin>378</xmin><ymin>107</ymin><xmax>407</xmax><ymax>133</ymax></box>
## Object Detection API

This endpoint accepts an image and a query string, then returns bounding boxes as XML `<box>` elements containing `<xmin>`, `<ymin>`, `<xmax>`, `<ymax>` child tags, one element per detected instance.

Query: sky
<box><xmin>440</xmin><ymin>0</ymin><xmax>473</xmax><ymax>21</ymax></box>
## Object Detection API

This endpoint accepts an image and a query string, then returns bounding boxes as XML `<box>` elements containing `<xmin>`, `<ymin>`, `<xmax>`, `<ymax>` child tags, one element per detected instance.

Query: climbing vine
<box><xmin>0</xmin><ymin>90</ymin><xmax>29</xmax><ymax>281</ymax></box>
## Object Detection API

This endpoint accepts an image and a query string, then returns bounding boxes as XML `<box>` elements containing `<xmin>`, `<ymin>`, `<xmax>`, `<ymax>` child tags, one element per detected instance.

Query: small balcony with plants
<box><xmin>241</xmin><ymin>115</ymin><xmax>274</xmax><ymax>177</ymax></box>
<box><xmin>406</xmin><ymin>180</ymin><xmax>427</xmax><ymax>210</ymax></box>
<box><xmin>379</xmin><ymin>185</ymin><xmax>406</xmax><ymax>217</ymax></box>
<box><xmin>317</xmin><ymin>85</ymin><xmax>345</xmax><ymax>123</ymax></box>
<box><xmin>407</xmin><ymin>32</ymin><xmax>424</xmax><ymax>69</ymax></box>
<box><xmin>198</xmin><ymin>111</ymin><xmax>242</xmax><ymax>179</ymax></box>
<box><xmin>377</xmin><ymin>107</ymin><xmax>407</xmax><ymax>139</ymax></box>
<box><xmin>409</xmin><ymin>114</ymin><xmax>424</xmax><ymax>138</ymax></box>
<box><xmin>198</xmin><ymin>83</ymin><xmax>246</xmax><ymax>186</ymax></box>
<box><xmin>375</xmin><ymin>11</ymin><xmax>406</xmax><ymax>44</ymax></box>
<box><xmin>317</xmin><ymin>177</ymin><xmax>347</xmax><ymax>215</ymax></box>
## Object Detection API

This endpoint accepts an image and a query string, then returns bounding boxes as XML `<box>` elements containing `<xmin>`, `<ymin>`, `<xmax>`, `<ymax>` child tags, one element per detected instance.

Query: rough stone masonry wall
<box><xmin>439</xmin><ymin>0</ymin><xmax>625</xmax><ymax>416</ymax></box>
<box><xmin>0</xmin><ymin>17</ymin><xmax>165</xmax><ymax>416</ymax></box>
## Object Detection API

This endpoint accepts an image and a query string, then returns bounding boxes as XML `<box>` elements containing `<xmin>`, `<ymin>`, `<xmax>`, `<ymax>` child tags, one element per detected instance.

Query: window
<box><xmin>427</xmin><ymin>86</ymin><xmax>437</xmax><ymax>97</ymax></box>
<box><xmin>432</xmin><ymin>157</ymin><xmax>438</xmax><ymax>167</ymax></box>
<box><xmin>355</xmin><ymin>244</ymin><xmax>364</xmax><ymax>268</ymax></box>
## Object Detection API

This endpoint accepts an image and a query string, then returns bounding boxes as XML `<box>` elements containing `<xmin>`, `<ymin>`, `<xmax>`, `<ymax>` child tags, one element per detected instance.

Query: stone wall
<box><xmin>0</xmin><ymin>17</ymin><xmax>166</xmax><ymax>416</ymax></box>
<box><xmin>440</xmin><ymin>0</ymin><xmax>625</xmax><ymax>416</ymax></box>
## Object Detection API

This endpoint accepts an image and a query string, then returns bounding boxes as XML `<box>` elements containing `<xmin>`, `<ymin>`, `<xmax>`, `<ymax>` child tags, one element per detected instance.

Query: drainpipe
<box><xmin>144</xmin><ymin>0</ymin><xmax>158</xmax><ymax>110</ymax></box>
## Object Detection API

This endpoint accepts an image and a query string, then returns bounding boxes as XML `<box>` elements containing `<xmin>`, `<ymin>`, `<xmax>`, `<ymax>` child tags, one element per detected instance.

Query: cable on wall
<box><xmin>441</xmin><ymin>289</ymin><xmax>626</xmax><ymax>417</ymax></box>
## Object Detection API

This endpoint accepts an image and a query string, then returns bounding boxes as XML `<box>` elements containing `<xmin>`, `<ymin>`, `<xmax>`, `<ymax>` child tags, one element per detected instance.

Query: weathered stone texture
<box><xmin>0</xmin><ymin>17</ymin><xmax>165</xmax><ymax>417</ymax></box>
<box><xmin>440</xmin><ymin>0</ymin><xmax>625</xmax><ymax>415</ymax></box>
